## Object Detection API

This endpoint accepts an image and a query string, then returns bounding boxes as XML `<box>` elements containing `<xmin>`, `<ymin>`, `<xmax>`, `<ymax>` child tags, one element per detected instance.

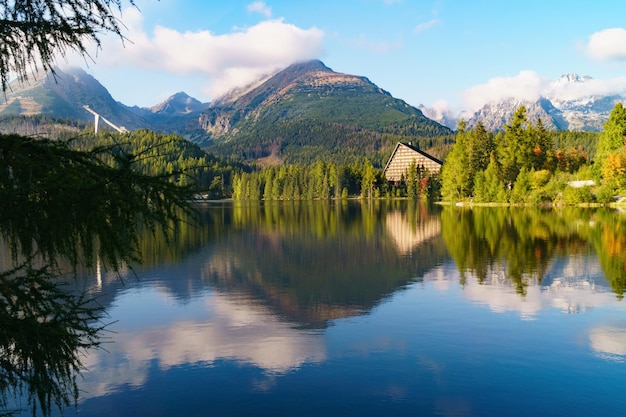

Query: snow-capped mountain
<box><xmin>468</xmin><ymin>96</ymin><xmax>566</xmax><ymax>131</ymax></box>
<box><xmin>424</xmin><ymin>74</ymin><xmax>625</xmax><ymax>132</ymax></box>
<box><xmin>542</xmin><ymin>74</ymin><xmax>623</xmax><ymax>131</ymax></box>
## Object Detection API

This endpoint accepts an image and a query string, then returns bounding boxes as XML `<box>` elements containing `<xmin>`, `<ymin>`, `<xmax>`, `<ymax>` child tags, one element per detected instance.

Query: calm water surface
<box><xmin>56</xmin><ymin>202</ymin><xmax>626</xmax><ymax>416</ymax></box>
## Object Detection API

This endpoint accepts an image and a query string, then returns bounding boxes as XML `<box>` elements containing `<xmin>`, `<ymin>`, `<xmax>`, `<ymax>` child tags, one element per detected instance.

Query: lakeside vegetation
<box><xmin>68</xmin><ymin>128</ymin><xmax>250</xmax><ymax>199</ymax></box>
<box><xmin>38</xmin><ymin>102</ymin><xmax>624</xmax><ymax>206</ymax></box>
<box><xmin>440</xmin><ymin>103</ymin><xmax>626</xmax><ymax>205</ymax></box>
<box><xmin>219</xmin><ymin>104</ymin><xmax>626</xmax><ymax>204</ymax></box>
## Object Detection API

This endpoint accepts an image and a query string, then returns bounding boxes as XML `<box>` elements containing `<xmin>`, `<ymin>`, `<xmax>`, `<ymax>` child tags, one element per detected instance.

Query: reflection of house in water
<box><xmin>385</xmin><ymin>210</ymin><xmax>441</xmax><ymax>254</ymax></box>
<box><xmin>383</xmin><ymin>142</ymin><xmax>443</xmax><ymax>183</ymax></box>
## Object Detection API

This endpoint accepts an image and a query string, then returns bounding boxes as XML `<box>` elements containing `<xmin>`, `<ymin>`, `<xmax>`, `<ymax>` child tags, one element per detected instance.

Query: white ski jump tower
<box><xmin>83</xmin><ymin>105</ymin><xmax>128</xmax><ymax>134</ymax></box>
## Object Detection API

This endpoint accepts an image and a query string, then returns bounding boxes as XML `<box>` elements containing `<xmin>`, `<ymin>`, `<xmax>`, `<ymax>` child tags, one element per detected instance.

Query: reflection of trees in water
<box><xmin>0</xmin><ymin>135</ymin><xmax>192</xmax><ymax>416</ymax></box>
<box><xmin>589</xmin><ymin>210</ymin><xmax>626</xmax><ymax>299</ymax></box>
<box><xmin>0</xmin><ymin>264</ymin><xmax>104</xmax><ymax>417</ymax></box>
<box><xmin>440</xmin><ymin>206</ymin><xmax>626</xmax><ymax>297</ymax></box>
<box><xmin>202</xmin><ymin>201</ymin><xmax>447</xmax><ymax>328</ymax></box>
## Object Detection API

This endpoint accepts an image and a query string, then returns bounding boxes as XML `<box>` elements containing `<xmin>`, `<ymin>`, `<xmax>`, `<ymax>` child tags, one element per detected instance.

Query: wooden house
<box><xmin>383</xmin><ymin>142</ymin><xmax>443</xmax><ymax>183</ymax></box>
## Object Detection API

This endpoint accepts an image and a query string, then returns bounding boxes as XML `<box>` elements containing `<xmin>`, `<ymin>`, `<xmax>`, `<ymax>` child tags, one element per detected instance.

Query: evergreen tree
<box><xmin>594</xmin><ymin>103</ymin><xmax>626</xmax><ymax>179</ymax></box>
<box><xmin>483</xmin><ymin>155</ymin><xmax>507</xmax><ymax>203</ymax></box>
<box><xmin>441</xmin><ymin>120</ymin><xmax>471</xmax><ymax>200</ymax></box>
<box><xmin>499</xmin><ymin>106</ymin><xmax>531</xmax><ymax>186</ymax></box>
<box><xmin>0</xmin><ymin>0</ymin><xmax>135</xmax><ymax>91</ymax></box>
<box><xmin>361</xmin><ymin>159</ymin><xmax>376</xmax><ymax>199</ymax></box>
<box><xmin>530</xmin><ymin>118</ymin><xmax>552</xmax><ymax>171</ymax></box>
<box><xmin>406</xmin><ymin>160</ymin><xmax>418</xmax><ymax>199</ymax></box>
<box><xmin>510</xmin><ymin>168</ymin><xmax>531</xmax><ymax>204</ymax></box>
<box><xmin>467</xmin><ymin>122</ymin><xmax>494</xmax><ymax>177</ymax></box>
<box><xmin>0</xmin><ymin>134</ymin><xmax>193</xmax><ymax>415</ymax></box>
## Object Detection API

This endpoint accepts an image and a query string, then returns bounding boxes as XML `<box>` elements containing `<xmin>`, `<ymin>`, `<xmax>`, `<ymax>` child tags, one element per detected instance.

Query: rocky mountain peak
<box><xmin>556</xmin><ymin>73</ymin><xmax>592</xmax><ymax>84</ymax></box>
<box><xmin>211</xmin><ymin>59</ymin><xmax>371</xmax><ymax>109</ymax></box>
<box><xmin>150</xmin><ymin>91</ymin><xmax>206</xmax><ymax>115</ymax></box>
<box><xmin>283</xmin><ymin>59</ymin><xmax>332</xmax><ymax>74</ymax></box>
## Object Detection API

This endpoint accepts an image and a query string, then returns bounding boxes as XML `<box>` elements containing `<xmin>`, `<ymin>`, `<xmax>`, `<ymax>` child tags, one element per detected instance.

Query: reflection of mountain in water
<box><xmin>423</xmin><ymin>253</ymin><xmax>613</xmax><ymax>320</ymax></box>
<box><xmin>201</xmin><ymin>202</ymin><xmax>448</xmax><ymax>328</ymax></box>
<box><xmin>73</xmin><ymin>202</ymin><xmax>448</xmax><ymax>329</ymax></box>
<box><xmin>70</xmin><ymin>202</ymin><xmax>450</xmax><ymax>393</ymax></box>
<box><xmin>542</xmin><ymin>254</ymin><xmax>608</xmax><ymax>314</ymax></box>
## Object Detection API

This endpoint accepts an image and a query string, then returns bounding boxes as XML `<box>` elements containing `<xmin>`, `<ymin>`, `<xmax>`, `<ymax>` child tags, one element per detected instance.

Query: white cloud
<box><xmin>545</xmin><ymin>75</ymin><xmax>626</xmax><ymax>101</ymax></box>
<box><xmin>455</xmin><ymin>71</ymin><xmax>626</xmax><ymax>114</ymax></box>
<box><xmin>425</xmin><ymin>98</ymin><xmax>461</xmax><ymax>120</ymax></box>
<box><xmin>70</xmin><ymin>9</ymin><xmax>324</xmax><ymax>100</ymax></box>
<box><xmin>589</xmin><ymin>325</ymin><xmax>626</xmax><ymax>360</ymax></box>
<box><xmin>247</xmin><ymin>1</ymin><xmax>272</xmax><ymax>17</ymax></box>
<box><xmin>80</xmin><ymin>290</ymin><xmax>326</xmax><ymax>399</ymax></box>
<box><xmin>585</xmin><ymin>28</ymin><xmax>626</xmax><ymax>61</ymax></box>
<box><xmin>414</xmin><ymin>18</ymin><xmax>441</xmax><ymax>34</ymax></box>
<box><xmin>461</xmin><ymin>70</ymin><xmax>546</xmax><ymax>112</ymax></box>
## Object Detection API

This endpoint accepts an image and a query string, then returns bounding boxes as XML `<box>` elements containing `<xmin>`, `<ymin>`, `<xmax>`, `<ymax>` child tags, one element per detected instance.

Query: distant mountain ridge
<box><xmin>125</xmin><ymin>91</ymin><xmax>208</xmax><ymax>137</ymax></box>
<box><xmin>422</xmin><ymin>73</ymin><xmax>626</xmax><ymax>132</ymax></box>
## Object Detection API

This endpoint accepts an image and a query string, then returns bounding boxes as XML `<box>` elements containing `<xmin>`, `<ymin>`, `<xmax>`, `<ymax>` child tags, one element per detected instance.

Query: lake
<box><xmin>29</xmin><ymin>201</ymin><xmax>626</xmax><ymax>416</ymax></box>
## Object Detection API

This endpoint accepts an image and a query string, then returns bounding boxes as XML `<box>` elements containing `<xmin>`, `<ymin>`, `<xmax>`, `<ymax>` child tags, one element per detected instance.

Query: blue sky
<box><xmin>66</xmin><ymin>0</ymin><xmax>626</xmax><ymax>116</ymax></box>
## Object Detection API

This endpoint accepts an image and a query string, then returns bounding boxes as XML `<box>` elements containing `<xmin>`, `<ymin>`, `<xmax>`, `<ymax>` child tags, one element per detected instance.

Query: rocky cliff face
<box><xmin>467</xmin><ymin>97</ymin><xmax>566</xmax><ymax>131</ymax></box>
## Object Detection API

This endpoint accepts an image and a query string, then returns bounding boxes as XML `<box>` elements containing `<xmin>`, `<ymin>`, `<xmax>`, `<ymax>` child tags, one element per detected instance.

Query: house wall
<box><xmin>384</xmin><ymin>144</ymin><xmax>442</xmax><ymax>182</ymax></box>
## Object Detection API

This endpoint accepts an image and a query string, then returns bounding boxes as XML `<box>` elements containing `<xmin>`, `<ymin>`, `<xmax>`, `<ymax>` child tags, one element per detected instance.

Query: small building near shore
<box><xmin>383</xmin><ymin>142</ymin><xmax>443</xmax><ymax>183</ymax></box>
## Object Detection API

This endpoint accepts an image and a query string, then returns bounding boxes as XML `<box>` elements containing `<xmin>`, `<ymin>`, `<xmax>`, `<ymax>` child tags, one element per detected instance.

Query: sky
<box><xmin>62</xmin><ymin>0</ymin><xmax>626</xmax><ymax>117</ymax></box>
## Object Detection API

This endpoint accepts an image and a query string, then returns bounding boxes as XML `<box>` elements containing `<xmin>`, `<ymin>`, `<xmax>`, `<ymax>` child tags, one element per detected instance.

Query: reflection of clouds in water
<box><xmin>80</xmin><ymin>290</ymin><xmax>326</xmax><ymax>399</ymax></box>
<box><xmin>589</xmin><ymin>325</ymin><xmax>626</xmax><ymax>362</ymax></box>
<box><xmin>424</xmin><ymin>256</ymin><xmax>618</xmax><ymax>320</ymax></box>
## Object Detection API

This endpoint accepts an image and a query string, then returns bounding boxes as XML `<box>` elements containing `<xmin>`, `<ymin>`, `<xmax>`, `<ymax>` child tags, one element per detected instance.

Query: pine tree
<box><xmin>0</xmin><ymin>0</ymin><xmax>136</xmax><ymax>92</ymax></box>
<box><xmin>441</xmin><ymin>120</ymin><xmax>471</xmax><ymax>200</ymax></box>
<box><xmin>595</xmin><ymin>103</ymin><xmax>626</xmax><ymax>179</ymax></box>
<box><xmin>499</xmin><ymin>106</ymin><xmax>531</xmax><ymax>186</ymax></box>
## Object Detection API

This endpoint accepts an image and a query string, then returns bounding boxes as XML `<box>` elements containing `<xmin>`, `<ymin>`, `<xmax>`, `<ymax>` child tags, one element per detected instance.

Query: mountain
<box><xmin>1</xmin><ymin>67</ymin><xmax>151</xmax><ymax>131</ymax></box>
<box><xmin>199</xmin><ymin>59</ymin><xmax>453</xmax><ymax>165</ymax></box>
<box><xmin>543</xmin><ymin>74</ymin><xmax>623</xmax><ymax>131</ymax></box>
<box><xmin>127</xmin><ymin>91</ymin><xmax>207</xmax><ymax>120</ymax></box>
<box><xmin>0</xmin><ymin>62</ymin><xmax>453</xmax><ymax>165</ymax></box>
<box><xmin>425</xmin><ymin>73</ymin><xmax>625</xmax><ymax>132</ymax></box>
<box><xmin>418</xmin><ymin>105</ymin><xmax>459</xmax><ymax>131</ymax></box>
<box><xmin>150</xmin><ymin>91</ymin><xmax>206</xmax><ymax>115</ymax></box>
<box><xmin>125</xmin><ymin>91</ymin><xmax>208</xmax><ymax>140</ymax></box>
<box><xmin>467</xmin><ymin>97</ymin><xmax>567</xmax><ymax>131</ymax></box>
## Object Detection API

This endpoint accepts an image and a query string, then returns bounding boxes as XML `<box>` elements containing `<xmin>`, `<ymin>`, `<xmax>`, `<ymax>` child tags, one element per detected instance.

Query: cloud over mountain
<box><xmin>70</xmin><ymin>7</ymin><xmax>324</xmax><ymax>100</ymax></box>
<box><xmin>459</xmin><ymin>70</ymin><xmax>626</xmax><ymax>116</ymax></box>
<box><xmin>461</xmin><ymin>71</ymin><xmax>546</xmax><ymax>113</ymax></box>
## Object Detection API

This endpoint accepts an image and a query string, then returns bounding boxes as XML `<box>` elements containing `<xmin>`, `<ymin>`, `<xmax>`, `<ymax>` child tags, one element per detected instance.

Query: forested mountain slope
<box><xmin>201</xmin><ymin>60</ymin><xmax>454</xmax><ymax>166</ymax></box>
